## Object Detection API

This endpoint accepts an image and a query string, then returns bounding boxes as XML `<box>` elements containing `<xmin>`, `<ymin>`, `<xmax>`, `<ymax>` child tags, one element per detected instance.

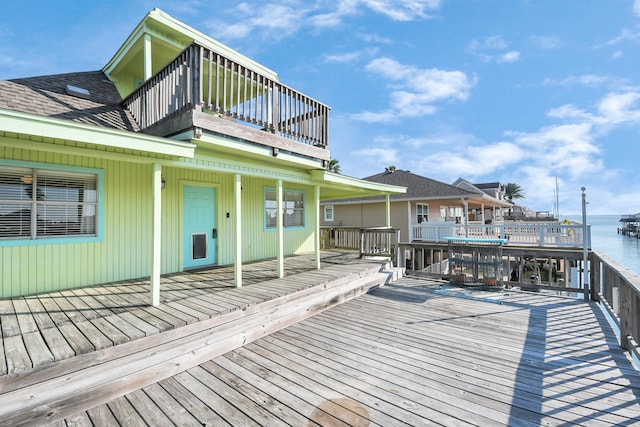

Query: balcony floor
<box><xmin>1</xmin><ymin>253</ymin><xmax>640</xmax><ymax>425</ymax></box>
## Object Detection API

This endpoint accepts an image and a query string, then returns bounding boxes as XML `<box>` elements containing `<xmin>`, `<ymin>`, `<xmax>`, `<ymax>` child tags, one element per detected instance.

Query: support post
<box><xmin>234</xmin><ymin>174</ymin><xmax>242</xmax><ymax>287</ymax></box>
<box><xmin>385</xmin><ymin>194</ymin><xmax>391</xmax><ymax>227</ymax></box>
<box><xmin>150</xmin><ymin>163</ymin><xmax>162</xmax><ymax>306</ymax></box>
<box><xmin>314</xmin><ymin>185</ymin><xmax>321</xmax><ymax>269</ymax></box>
<box><xmin>277</xmin><ymin>179</ymin><xmax>284</xmax><ymax>278</ymax></box>
<box><xmin>143</xmin><ymin>33</ymin><xmax>152</xmax><ymax>81</ymax></box>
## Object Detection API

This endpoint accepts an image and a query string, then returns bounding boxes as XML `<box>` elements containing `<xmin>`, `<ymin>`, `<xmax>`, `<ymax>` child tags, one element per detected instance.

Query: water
<box><xmin>567</xmin><ymin>214</ymin><xmax>640</xmax><ymax>275</ymax></box>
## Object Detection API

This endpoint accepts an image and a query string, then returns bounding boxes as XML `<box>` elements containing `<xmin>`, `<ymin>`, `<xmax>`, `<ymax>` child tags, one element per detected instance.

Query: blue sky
<box><xmin>1</xmin><ymin>1</ymin><xmax>639</xmax><ymax>216</ymax></box>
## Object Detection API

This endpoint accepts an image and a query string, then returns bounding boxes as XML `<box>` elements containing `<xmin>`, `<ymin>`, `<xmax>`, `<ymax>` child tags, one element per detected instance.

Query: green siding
<box><xmin>1</xmin><ymin>143</ymin><xmax>319</xmax><ymax>298</ymax></box>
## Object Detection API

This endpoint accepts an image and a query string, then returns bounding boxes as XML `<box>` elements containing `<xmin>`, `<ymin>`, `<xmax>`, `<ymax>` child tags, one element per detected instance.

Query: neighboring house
<box><xmin>320</xmin><ymin>169</ymin><xmax>510</xmax><ymax>242</ymax></box>
<box><xmin>0</xmin><ymin>9</ymin><xmax>404</xmax><ymax>300</ymax></box>
<box><xmin>451</xmin><ymin>178</ymin><xmax>509</xmax><ymax>222</ymax></box>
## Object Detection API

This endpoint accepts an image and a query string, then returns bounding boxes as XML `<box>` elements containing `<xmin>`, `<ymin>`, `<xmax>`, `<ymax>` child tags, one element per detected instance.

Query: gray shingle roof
<box><xmin>364</xmin><ymin>170</ymin><xmax>480</xmax><ymax>199</ymax></box>
<box><xmin>0</xmin><ymin>71</ymin><xmax>139</xmax><ymax>132</ymax></box>
<box><xmin>329</xmin><ymin>169</ymin><xmax>481</xmax><ymax>203</ymax></box>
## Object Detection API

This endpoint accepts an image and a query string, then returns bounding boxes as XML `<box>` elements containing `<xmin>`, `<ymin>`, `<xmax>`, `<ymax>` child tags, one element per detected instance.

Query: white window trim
<box><xmin>324</xmin><ymin>205</ymin><xmax>334</xmax><ymax>222</ymax></box>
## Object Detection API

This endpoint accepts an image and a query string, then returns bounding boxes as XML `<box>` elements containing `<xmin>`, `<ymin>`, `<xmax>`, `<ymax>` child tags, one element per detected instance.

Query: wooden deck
<box><xmin>1</xmin><ymin>253</ymin><xmax>640</xmax><ymax>425</ymax></box>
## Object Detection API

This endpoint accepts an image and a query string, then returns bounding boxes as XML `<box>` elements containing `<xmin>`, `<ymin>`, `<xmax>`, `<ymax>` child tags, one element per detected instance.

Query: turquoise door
<box><xmin>183</xmin><ymin>185</ymin><xmax>217</xmax><ymax>269</ymax></box>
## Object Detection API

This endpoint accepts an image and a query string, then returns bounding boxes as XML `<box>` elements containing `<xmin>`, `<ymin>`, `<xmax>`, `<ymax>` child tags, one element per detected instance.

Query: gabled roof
<box><xmin>326</xmin><ymin>169</ymin><xmax>479</xmax><ymax>203</ymax></box>
<box><xmin>0</xmin><ymin>71</ymin><xmax>139</xmax><ymax>132</ymax></box>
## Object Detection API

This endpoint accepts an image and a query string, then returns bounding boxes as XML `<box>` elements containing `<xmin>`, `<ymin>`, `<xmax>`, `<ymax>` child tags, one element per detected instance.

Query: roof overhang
<box><xmin>103</xmin><ymin>8</ymin><xmax>279</xmax><ymax>81</ymax></box>
<box><xmin>0</xmin><ymin>109</ymin><xmax>195</xmax><ymax>158</ymax></box>
<box><xmin>310</xmin><ymin>170</ymin><xmax>406</xmax><ymax>201</ymax></box>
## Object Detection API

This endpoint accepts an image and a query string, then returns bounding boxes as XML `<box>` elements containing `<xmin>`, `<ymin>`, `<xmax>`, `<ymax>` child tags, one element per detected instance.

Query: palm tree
<box><xmin>327</xmin><ymin>159</ymin><xmax>341</xmax><ymax>174</ymax></box>
<box><xmin>504</xmin><ymin>183</ymin><xmax>525</xmax><ymax>202</ymax></box>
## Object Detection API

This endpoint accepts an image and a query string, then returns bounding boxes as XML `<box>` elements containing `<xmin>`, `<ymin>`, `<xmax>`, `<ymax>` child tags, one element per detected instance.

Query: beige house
<box><xmin>320</xmin><ymin>169</ymin><xmax>511</xmax><ymax>242</ymax></box>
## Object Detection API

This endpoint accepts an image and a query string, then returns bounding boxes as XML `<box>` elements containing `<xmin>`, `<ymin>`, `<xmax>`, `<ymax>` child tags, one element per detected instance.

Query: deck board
<box><xmin>1</xmin><ymin>252</ymin><xmax>639</xmax><ymax>426</ymax></box>
<box><xmin>73</xmin><ymin>275</ymin><xmax>640</xmax><ymax>426</ymax></box>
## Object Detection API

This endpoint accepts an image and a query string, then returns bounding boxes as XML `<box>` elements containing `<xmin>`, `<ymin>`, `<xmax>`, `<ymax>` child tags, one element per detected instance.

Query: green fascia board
<box><xmin>0</xmin><ymin>109</ymin><xmax>195</xmax><ymax>158</ymax></box>
<box><xmin>310</xmin><ymin>169</ymin><xmax>407</xmax><ymax>200</ymax></box>
<box><xmin>103</xmin><ymin>8</ymin><xmax>279</xmax><ymax>82</ymax></box>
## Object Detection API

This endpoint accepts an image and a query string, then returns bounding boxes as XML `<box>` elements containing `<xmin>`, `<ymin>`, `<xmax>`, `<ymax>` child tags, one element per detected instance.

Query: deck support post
<box><xmin>277</xmin><ymin>179</ymin><xmax>284</xmax><ymax>278</ymax></box>
<box><xmin>150</xmin><ymin>163</ymin><xmax>162</xmax><ymax>306</ymax></box>
<box><xmin>234</xmin><ymin>173</ymin><xmax>243</xmax><ymax>287</ymax></box>
<box><xmin>314</xmin><ymin>185</ymin><xmax>321</xmax><ymax>269</ymax></box>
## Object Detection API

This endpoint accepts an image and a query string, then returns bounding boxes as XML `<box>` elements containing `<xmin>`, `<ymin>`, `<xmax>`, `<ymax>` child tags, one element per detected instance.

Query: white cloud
<box><xmin>324</xmin><ymin>47</ymin><xmax>378</xmax><ymax>64</ymax></box>
<box><xmin>359</xmin><ymin>0</ymin><xmax>441</xmax><ymax>21</ymax></box>
<box><xmin>212</xmin><ymin>0</ymin><xmax>441</xmax><ymax>40</ymax></box>
<box><xmin>468</xmin><ymin>36</ymin><xmax>519</xmax><ymax>63</ymax></box>
<box><xmin>541</xmin><ymin>74</ymin><xmax>626</xmax><ymax>89</ymax></box>
<box><xmin>529</xmin><ymin>35</ymin><xmax>561</xmax><ymax>50</ymax></box>
<box><xmin>352</xmin><ymin>57</ymin><xmax>474</xmax><ymax>122</ymax></box>
<box><xmin>497</xmin><ymin>50</ymin><xmax>520</xmax><ymax>63</ymax></box>
<box><xmin>599</xmin><ymin>28</ymin><xmax>640</xmax><ymax>47</ymax></box>
<box><xmin>596</xmin><ymin>91</ymin><xmax>640</xmax><ymax>125</ymax></box>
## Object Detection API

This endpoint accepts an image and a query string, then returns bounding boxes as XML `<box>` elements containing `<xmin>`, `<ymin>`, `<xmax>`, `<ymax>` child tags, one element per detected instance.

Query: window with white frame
<box><xmin>265</xmin><ymin>188</ymin><xmax>305</xmax><ymax>229</ymax></box>
<box><xmin>0</xmin><ymin>165</ymin><xmax>98</xmax><ymax>240</ymax></box>
<box><xmin>417</xmin><ymin>203</ymin><xmax>428</xmax><ymax>223</ymax></box>
<box><xmin>324</xmin><ymin>205</ymin><xmax>334</xmax><ymax>222</ymax></box>
<box><xmin>440</xmin><ymin>206</ymin><xmax>447</xmax><ymax>219</ymax></box>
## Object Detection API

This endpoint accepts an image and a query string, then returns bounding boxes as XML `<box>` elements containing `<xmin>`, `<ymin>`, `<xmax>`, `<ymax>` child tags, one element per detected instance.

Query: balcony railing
<box><xmin>123</xmin><ymin>43</ymin><xmax>330</xmax><ymax>148</ymax></box>
<box><xmin>412</xmin><ymin>222</ymin><xmax>590</xmax><ymax>248</ymax></box>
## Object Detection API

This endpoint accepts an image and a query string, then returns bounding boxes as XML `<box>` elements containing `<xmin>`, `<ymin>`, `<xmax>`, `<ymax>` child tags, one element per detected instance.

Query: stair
<box><xmin>0</xmin><ymin>261</ymin><xmax>402</xmax><ymax>426</ymax></box>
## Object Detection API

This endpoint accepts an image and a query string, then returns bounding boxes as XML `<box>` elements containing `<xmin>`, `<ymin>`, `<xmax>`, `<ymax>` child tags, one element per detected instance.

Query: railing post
<box><xmin>539</xmin><ymin>226</ymin><xmax>545</xmax><ymax>247</ymax></box>
<box><xmin>272</xmin><ymin>84</ymin><xmax>280</xmax><ymax>134</ymax></box>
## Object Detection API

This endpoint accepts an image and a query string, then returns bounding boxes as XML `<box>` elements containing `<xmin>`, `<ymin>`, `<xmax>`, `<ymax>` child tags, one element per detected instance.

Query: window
<box><xmin>324</xmin><ymin>205</ymin><xmax>334</xmax><ymax>222</ymax></box>
<box><xmin>0</xmin><ymin>165</ymin><xmax>98</xmax><ymax>240</ymax></box>
<box><xmin>440</xmin><ymin>206</ymin><xmax>447</xmax><ymax>219</ymax></box>
<box><xmin>265</xmin><ymin>188</ymin><xmax>305</xmax><ymax>229</ymax></box>
<box><xmin>417</xmin><ymin>203</ymin><xmax>428</xmax><ymax>223</ymax></box>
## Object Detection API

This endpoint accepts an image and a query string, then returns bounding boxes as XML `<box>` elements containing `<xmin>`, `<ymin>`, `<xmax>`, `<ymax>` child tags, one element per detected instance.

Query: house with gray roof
<box><xmin>320</xmin><ymin>169</ymin><xmax>510</xmax><ymax>242</ymax></box>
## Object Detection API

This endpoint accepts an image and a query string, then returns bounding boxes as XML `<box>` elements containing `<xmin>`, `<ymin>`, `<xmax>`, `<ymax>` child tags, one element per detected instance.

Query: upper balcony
<box><xmin>122</xmin><ymin>43</ymin><xmax>331</xmax><ymax>162</ymax></box>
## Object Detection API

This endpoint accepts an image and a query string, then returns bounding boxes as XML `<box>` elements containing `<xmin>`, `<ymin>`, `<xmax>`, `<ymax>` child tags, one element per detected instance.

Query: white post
<box><xmin>234</xmin><ymin>174</ymin><xmax>242</xmax><ymax>287</ymax></box>
<box><xmin>143</xmin><ymin>33</ymin><xmax>152</xmax><ymax>81</ymax></box>
<box><xmin>407</xmin><ymin>201</ymin><xmax>412</xmax><ymax>241</ymax></box>
<box><xmin>385</xmin><ymin>194</ymin><xmax>391</xmax><ymax>227</ymax></box>
<box><xmin>276</xmin><ymin>179</ymin><xmax>284</xmax><ymax>278</ymax></box>
<box><xmin>150</xmin><ymin>163</ymin><xmax>162</xmax><ymax>306</ymax></box>
<box><xmin>314</xmin><ymin>185</ymin><xmax>321</xmax><ymax>269</ymax></box>
<box><xmin>462</xmin><ymin>198</ymin><xmax>469</xmax><ymax>238</ymax></box>
<box><xmin>581</xmin><ymin>187</ymin><xmax>589</xmax><ymax>300</ymax></box>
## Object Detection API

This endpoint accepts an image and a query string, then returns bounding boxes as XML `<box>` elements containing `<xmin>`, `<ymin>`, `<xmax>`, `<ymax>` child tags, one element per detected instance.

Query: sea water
<box><xmin>567</xmin><ymin>214</ymin><xmax>640</xmax><ymax>275</ymax></box>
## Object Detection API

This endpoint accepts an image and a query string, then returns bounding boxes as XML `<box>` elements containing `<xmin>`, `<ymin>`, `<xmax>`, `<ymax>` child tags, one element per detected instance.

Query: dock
<box><xmin>1</xmin><ymin>251</ymin><xmax>639</xmax><ymax>425</ymax></box>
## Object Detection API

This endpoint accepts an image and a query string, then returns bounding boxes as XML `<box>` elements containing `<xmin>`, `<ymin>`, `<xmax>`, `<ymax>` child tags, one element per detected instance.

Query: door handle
<box><xmin>212</xmin><ymin>228</ymin><xmax>217</xmax><ymax>239</ymax></box>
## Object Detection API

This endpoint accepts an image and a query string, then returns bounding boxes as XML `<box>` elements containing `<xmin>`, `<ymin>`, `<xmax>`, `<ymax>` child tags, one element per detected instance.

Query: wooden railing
<box><xmin>123</xmin><ymin>43</ymin><xmax>330</xmax><ymax>147</ymax></box>
<box><xmin>590</xmin><ymin>251</ymin><xmax>640</xmax><ymax>362</ymax></box>
<box><xmin>412</xmin><ymin>222</ymin><xmax>589</xmax><ymax>248</ymax></box>
<box><xmin>320</xmin><ymin>227</ymin><xmax>400</xmax><ymax>262</ymax></box>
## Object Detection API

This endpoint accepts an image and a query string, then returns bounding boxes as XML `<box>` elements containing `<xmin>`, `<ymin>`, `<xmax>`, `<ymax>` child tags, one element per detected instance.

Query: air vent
<box><xmin>65</xmin><ymin>84</ymin><xmax>90</xmax><ymax>100</ymax></box>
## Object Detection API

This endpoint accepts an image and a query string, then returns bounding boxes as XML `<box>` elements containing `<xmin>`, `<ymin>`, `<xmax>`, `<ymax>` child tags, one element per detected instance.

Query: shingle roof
<box><xmin>364</xmin><ymin>170</ymin><xmax>480</xmax><ymax>199</ymax></box>
<box><xmin>0</xmin><ymin>71</ymin><xmax>139</xmax><ymax>132</ymax></box>
<box><xmin>329</xmin><ymin>169</ymin><xmax>480</xmax><ymax>203</ymax></box>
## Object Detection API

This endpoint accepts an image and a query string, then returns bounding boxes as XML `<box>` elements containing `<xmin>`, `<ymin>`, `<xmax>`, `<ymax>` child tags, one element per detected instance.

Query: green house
<box><xmin>0</xmin><ymin>9</ymin><xmax>404</xmax><ymax>302</ymax></box>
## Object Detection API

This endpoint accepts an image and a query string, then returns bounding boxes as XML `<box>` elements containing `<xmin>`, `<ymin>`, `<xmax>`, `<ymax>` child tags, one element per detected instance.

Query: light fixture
<box><xmin>272</xmin><ymin>147</ymin><xmax>279</xmax><ymax>157</ymax></box>
<box><xmin>161</xmin><ymin>176</ymin><xmax>166</xmax><ymax>190</ymax></box>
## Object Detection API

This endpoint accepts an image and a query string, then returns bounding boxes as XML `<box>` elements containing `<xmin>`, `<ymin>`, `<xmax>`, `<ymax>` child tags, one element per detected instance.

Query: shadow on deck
<box><xmin>1</xmin><ymin>253</ymin><xmax>639</xmax><ymax>425</ymax></box>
